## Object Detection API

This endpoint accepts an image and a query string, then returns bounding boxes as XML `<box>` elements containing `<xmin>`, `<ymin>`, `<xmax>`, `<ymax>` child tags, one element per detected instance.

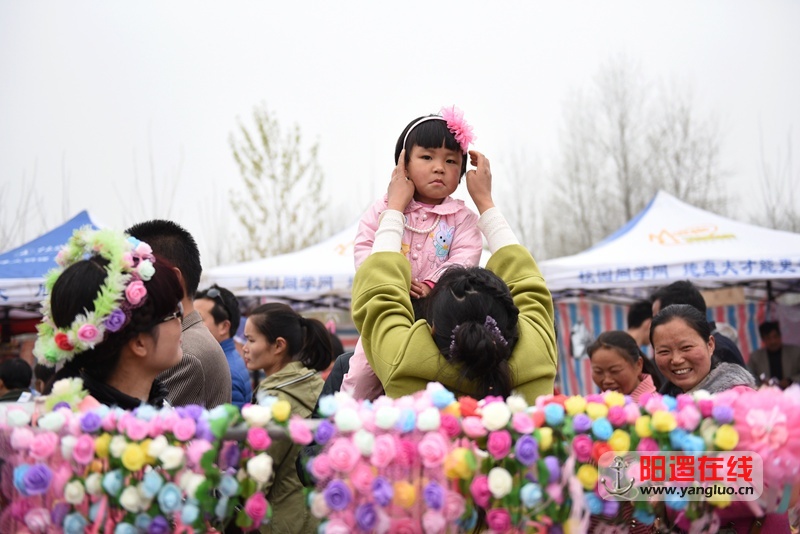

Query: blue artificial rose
<box><xmin>665</xmin><ymin>493</ymin><xmax>688</xmax><ymax>511</ymax></box>
<box><xmin>317</xmin><ymin>395</ymin><xmax>337</xmax><ymax>417</ymax></box>
<box><xmin>13</xmin><ymin>464</ymin><xmax>30</xmax><ymax>496</ymax></box>
<box><xmin>520</xmin><ymin>482</ymin><xmax>543</xmax><ymax>508</ymax></box>
<box><xmin>63</xmin><ymin>513</ymin><xmax>89</xmax><ymax>534</ymax></box>
<box><xmin>457</xmin><ymin>509</ymin><xmax>478</xmax><ymax>531</ymax></box>
<box><xmin>431</xmin><ymin>388</ymin><xmax>456</xmax><ymax>409</ymax></box>
<box><xmin>215</xmin><ymin>496</ymin><xmax>230</xmax><ymax>520</ymax></box>
<box><xmin>544</xmin><ymin>403</ymin><xmax>566</xmax><ymax>426</ymax></box>
<box><xmin>133</xmin><ymin>405</ymin><xmax>157</xmax><ymax>422</ymax></box>
<box><xmin>134</xmin><ymin>513</ymin><xmax>152</xmax><ymax>531</ymax></box>
<box><xmin>141</xmin><ymin>470</ymin><xmax>164</xmax><ymax>499</ymax></box>
<box><xmin>662</xmin><ymin>396</ymin><xmax>677</xmax><ymax>411</ymax></box>
<box><xmin>181</xmin><ymin>500</ymin><xmax>200</xmax><ymax>524</ymax></box>
<box><xmin>397</xmin><ymin>408</ymin><xmax>416</xmax><ymax>433</ymax></box>
<box><xmin>102</xmin><ymin>469</ymin><xmax>124</xmax><ymax>497</ymax></box>
<box><xmin>114</xmin><ymin>523</ymin><xmax>138</xmax><ymax>534</ymax></box>
<box><xmin>157</xmin><ymin>483</ymin><xmax>182</xmax><ymax>513</ymax></box>
<box><xmin>669</xmin><ymin>429</ymin><xmax>687</xmax><ymax>450</ymax></box>
<box><xmin>633</xmin><ymin>509</ymin><xmax>656</xmax><ymax>525</ymax></box>
<box><xmin>591</xmin><ymin>418</ymin><xmax>613</xmax><ymax>441</ymax></box>
<box><xmin>218</xmin><ymin>475</ymin><xmax>239</xmax><ymax>498</ymax></box>
<box><xmin>584</xmin><ymin>491</ymin><xmax>603</xmax><ymax>515</ymax></box>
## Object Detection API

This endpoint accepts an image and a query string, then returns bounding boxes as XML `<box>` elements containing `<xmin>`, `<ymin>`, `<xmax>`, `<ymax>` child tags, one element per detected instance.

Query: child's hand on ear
<box><xmin>387</xmin><ymin>149</ymin><xmax>415</xmax><ymax>211</ymax></box>
<box><xmin>466</xmin><ymin>150</ymin><xmax>495</xmax><ymax>214</ymax></box>
<box><xmin>410</xmin><ymin>280</ymin><xmax>431</xmax><ymax>299</ymax></box>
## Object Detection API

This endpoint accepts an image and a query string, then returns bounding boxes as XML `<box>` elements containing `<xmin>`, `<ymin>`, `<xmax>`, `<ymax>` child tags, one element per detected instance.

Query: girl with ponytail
<box><xmin>351</xmin><ymin>150</ymin><xmax>557</xmax><ymax>403</ymax></box>
<box><xmin>241</xmin><ymin>302</ymin><xmax>330</xmax><ymax>534</ymax></box>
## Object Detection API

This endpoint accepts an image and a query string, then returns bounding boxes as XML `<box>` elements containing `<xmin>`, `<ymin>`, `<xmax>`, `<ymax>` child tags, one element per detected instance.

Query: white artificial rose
<box><xmin>178</xmin><ymin>472</ymin><xmax>206</xmax><ymax>498</ymax></box>
<box><xmin>37</xmin><ymin>411</ymin><xmax>66</xmax><ymax>432</ymax></box>
<box><xmin>353</xmin><ymin>429</ymin><xmax>375</xmax><ymax>456</ymax></box>
<box><xmin>5</xmin><ymin>408</ymin><xmax>31</xmax><ymax>427</ymax></box>
<box><xmin>334</xmin><ymin>407</ymin><xmax>362</xmax><ymax>432</ymax></box>
<box><xmin>241</xmin><ymin>405</ymin><xmax>272</xmax><ymax>427</ymax></box>
<box><xmin>63</xmin><ymin>480</ymin><xmax>86</xmax><ymax>505</ymax></box>
<box><xmin>506</xmin><ymin>394</ymin><xmax>529</xmax><ymax>414</ymax></box>
<box><xmin>310</xmin><ymin>492</ymin><xmax>330</xmax><ymax>519</ymax></box>
<box><xmin>109</xmin><ymin>435</ymin><xmax>128</xmax><ymax>458</ymax></box>
<box><xmin>487</xmin><ymin>467</ymin><xmax>513</xmax><ymax>499</ymax></box>
<box><xmin>119</xmin><ymin>486</ymin><xmax>143</xmax><ymax>513</ymax></box>
<box><xmin>481</xmin><ymin>402</ymin><xmax>512</xmax><ymax>431</ymax></box>
<box><xmin>60</xmin><ymin>435</ymin><xmax>78</xmax><ymax>460</ymax></box>
<box><xmin>85</xmin><ymin>473</ymin><xmax>103</xmax><ymax>496</ymax></box>
<box><xmin>692</xmin><ymin>390</ymin><xmax>712</xmax><ymax>401</ymax></box>
<box><xmin>416</xmin><ymin>407</ymin><xmax>441</xmax><ymax>432</ymax></box>
<box><xmin>246</xmin><ymin>454</ymin><xmax>274</xmax><ymax>486</ymax></box>
<box><xmin>148</xmin><ymin>435</ymin><xmax>168</xmax><ymax>458</ymax></box>
<box><xmin>159</xmin><ymin>446</ymin><xmax>185</xmax><ymax>470</ymax></box>
<box><xmin>374</xmin><ymin>406</ymin><xmax>400</xmax><ymax>430</ymax></box>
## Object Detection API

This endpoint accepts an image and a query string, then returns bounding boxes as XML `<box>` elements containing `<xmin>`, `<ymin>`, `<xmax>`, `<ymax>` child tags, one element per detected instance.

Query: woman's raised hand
<box><xmin>387</xmin><ymin>149</ymin><xmax>416</xmax><ymax>212</ymax></box>
<box><xmin>466</xmin><ymin>150</ymin><xmax>495</xmax><ymax>214</ymax></box>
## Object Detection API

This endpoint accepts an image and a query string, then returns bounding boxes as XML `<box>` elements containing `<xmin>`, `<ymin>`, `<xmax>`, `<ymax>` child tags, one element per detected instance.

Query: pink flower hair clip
<box><xmin>440</xmin><ymin>105</ymin><xmax>475</xmax><ymax>154</ymax></box>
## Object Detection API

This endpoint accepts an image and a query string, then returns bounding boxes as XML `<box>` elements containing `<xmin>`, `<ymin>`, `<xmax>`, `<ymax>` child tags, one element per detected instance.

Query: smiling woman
<box><xmin>651</xmin><ymin>304</ymin><xmax>755</xmax><ymax>395</ymax></box>
<box><xmin>587</xmin><ymin>330</ymin><xmax>661</xmax><ymax>402</ymax></box>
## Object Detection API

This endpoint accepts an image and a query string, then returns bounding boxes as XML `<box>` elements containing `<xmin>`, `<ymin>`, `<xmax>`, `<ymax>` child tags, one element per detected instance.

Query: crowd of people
<box><xmin>1</xmin><ymin>106</ymin><xmax>797</xmax><ymax>533</ymax></box>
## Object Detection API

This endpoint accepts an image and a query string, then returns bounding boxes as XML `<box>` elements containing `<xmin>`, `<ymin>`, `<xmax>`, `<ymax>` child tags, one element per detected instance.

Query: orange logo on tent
<box><xmin>648</xmin><ymin>225</ymin><xmax>736</xmax><ymax>246</ymax></box>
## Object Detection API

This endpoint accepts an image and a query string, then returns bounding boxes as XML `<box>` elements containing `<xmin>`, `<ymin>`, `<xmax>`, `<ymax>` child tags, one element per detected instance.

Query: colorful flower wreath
<box><xmin>32</xmin><ymin>226</ymin><xmax>156</xmax><ymax>366</ymax></box>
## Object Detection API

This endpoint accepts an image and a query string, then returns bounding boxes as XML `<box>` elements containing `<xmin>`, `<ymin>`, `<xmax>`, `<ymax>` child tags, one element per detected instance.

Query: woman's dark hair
<box><xmin>394</xmin><ymin>116</ymin><xmax>468</xmax><ymax>176</ymax></box>
<box><xmin>650</xmin><ymin>304</ymin><xmax>712</xmax><ymax>346</ymax></box>
<box><xmin>247</xmin><ymin>303</ymin><xmax>332</xmax><ymax>372</ymax></box>
<box><xmin>427</xmin><ymin>266</ymin><xmax>519</xmax><ymax>398</ymax></box>
<box><xmin>587</xmin><ymin>330</ymin><xmax>663</xmax><ymax>390</ymax></box>
<box><xmin>48</xmin><ymin>254</ymin><xmax>182</xmax><ymax>388</ymax></box>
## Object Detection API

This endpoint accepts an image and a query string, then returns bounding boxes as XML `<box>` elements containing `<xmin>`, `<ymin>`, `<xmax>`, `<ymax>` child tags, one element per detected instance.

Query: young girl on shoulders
<box><xmin>342</xmin><ymin>106</ymin><xmax>483</xmax><ymax>399</ymax></box>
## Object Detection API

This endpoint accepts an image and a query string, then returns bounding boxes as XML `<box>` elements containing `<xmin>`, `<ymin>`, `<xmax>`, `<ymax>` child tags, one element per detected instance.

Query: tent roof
<box><xmin>539</xmin><ymin>191</ymin><xmax>800</xmax><ymax>295</ymax></box>
<box><xmin>0</xmin><ymin>211</ymin><xmax>100</xmax><ymax>307</ymax></box>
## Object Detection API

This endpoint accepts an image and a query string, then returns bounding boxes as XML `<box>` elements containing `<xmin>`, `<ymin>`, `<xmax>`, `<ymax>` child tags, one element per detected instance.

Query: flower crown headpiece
<box><xmin>402</xmin><ymin>105</ymin><xmax>475</xmax><ymax>154</ymax></box>
<box><xmin>33</xmin><ymin>227</ymin><xmax>157</xmax><ymax>367</ymax></box>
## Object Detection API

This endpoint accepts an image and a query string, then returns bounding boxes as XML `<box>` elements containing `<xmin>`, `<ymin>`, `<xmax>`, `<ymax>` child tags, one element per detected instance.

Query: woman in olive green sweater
<box><xmin>352</xmin><ymin>150</ymin><xmax>557</xmax><ymax>403</ymax></box>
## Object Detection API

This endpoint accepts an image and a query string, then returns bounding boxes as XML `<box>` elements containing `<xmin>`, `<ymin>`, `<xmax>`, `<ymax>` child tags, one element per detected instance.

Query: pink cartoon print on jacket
<box><xmin>429</xmin><ymin>221</ymin><xmax>455</xmax><ymax>268</ymax></box>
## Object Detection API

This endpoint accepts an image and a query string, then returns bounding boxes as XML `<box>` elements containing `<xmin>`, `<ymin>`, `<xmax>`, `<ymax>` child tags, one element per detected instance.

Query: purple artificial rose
<box><xmin>51</xmin><ymin>503</ymin><xmax>69</xmax><ymax>526</ymax></box>
<box><xmin>355</xmin><ymin>503</ymin><xmax>378</xmax><ymax>531</ymax></box>
<box><xmin>371</xmin><ymin>476</ymin><xmax>393</xmax><ymax>507</ymax></box>
<box><xmin>179</xmin><ymin>405</ymin><xmax>204</xmax><ymax>421</ymax></box>
<box><xmin>104</xmin><ymin>308</ymin><xmax>128</xmax><ymax>333</ymax></box>
<box><xmin>323</xmin><ymin>480</ymin><xmax>352</xmax><ymax>511</ymax></box>
<box><xmin>314</xmin><ymin>420</ymin><xmax>335</xmax><ymax>445</ymax></box>
<box><xmin>602</xmin><ymin>499</ymin><xmax>620</xmax><ymax>517</ymax></box>
<box><xmin>544</xmin><ymin>456</ymin><xmax>561</xmax><ymax>483</ymax></box>
<box><xmin>194</xmin><ymin>419</ymin><xmax>213</xmax><ymax>441</ymax></box>
<box><xmin>712</xmin><ymin>405</ymin><xmax>734</xmax><ymax>424</ymax></box>
<box><xmin>572</xmin><ymin>414</ymin><xmax>592</xmax><ymax>434</ymax></box>
<box><xmin>148</xmin><ymin>515</ymin><xmax>170</xmax><ymax>534</ymax></box>
<box><xmin>514</xmin><ymin>435</ymin><xmax>539</xmax><ymax>467</ymax></box>
<box><xmin>80</xmin><ymin>412</ymin><xmax>102</xmax><ymax>433</ymax></box>
<box><xmin>22</xmin><ymin>464</ymin><xmax>53</xmax><ymax>495</ymax></box>
<box><xmin>423</xmin><ymin>481</ymin><xmax>445</xmax><ymax>510</ymax></box>
<box><xmin>220</xmin><ymin>442</ymin><xmax>241</xmax><ymax>471</ymax></box>
<box><xmin>53</xmin><ymin>402</ymin><xmax>71</xmax><ymax>411</ymax></box>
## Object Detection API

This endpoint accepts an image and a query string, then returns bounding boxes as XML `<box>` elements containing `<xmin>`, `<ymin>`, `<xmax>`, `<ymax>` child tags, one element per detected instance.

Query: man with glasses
<box><xmin>195</xmin><ymin>285</ymin><xmax>252</xmax><ymax>408</ymax></box>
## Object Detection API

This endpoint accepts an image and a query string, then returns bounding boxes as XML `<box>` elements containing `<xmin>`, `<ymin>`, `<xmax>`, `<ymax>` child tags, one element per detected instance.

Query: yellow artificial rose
<box><xmin>634</xmin><ymin>416</ymin><xmax>653</xmax><ymax>438</ymax></box>
<box><xmin>564</xmin><ymin>396</ymin><xmax>587</xmax><ymax>416</ymax></box>
<box><xmin>604</xmin><ymin>391</ymin><xmax>626</xmax><ymax>408</ymax></box>
<box><xmin>586</xmin><ymin>402</ymin><xmax>609</xmax><ymax>420</ymax></box>
<box><xmin>714</xmin><ymin>424</ymin><xmax>739</xmax><ymax>451</ymax></box>
<box><xmin>608</xmin><ymin>429</ymin><xmax>631</xmax><ymax>453</ymax></box>
<box><xmin>444</xmin><ymin>448</ymin><xmax>476</xmax><ymax>480</ymax></box>
<box><xmin>271</xmin><ymin>400</ymin><xmax>292</xmax><ymax>423</ymax></box>
<box><xmin>442</xmin><ymin>402</ymin><xmax>461</xmax><ymax>418</ymax></box>
<box><xmin>121</xmin><ymin>443</ymin><xmax>146</xmax><ymax>472</ymax></box>
<box><xmin>393</xmin><ymin>480</ymin><xmax>417</xmax><ymax>509</ymax></box>
<box><xmin>95</xmin><ymin>433</ymin><xmax>111</xmax><ymax>459</ymax></box>
<box><xmin>537</xmin><ymin>427</ymin><xmax>553</xmax><ymax>452</ymax></box>
<box><xmin>700</xmin><ymin>419</ymin><xmax>718</xmax><ymax>448</ymax></box>
<box><xmin>139</xmin><ymin>439</ymin><xmax>156</xmax><ymax>465</ymax></box>
<box><xmin>577</xmin><ymin>464</ymin><xmax>599</xmax><ymax>490</ymax></box>
<box><xmin>651</xmin><ymin>411</ymin><xmax>677</xmax><ymax>433</ymax></box>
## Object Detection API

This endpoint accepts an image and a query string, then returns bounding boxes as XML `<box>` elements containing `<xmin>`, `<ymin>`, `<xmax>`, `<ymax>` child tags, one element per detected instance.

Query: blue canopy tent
<box><xmin>0</xmin><ymin>211</ymin><xmax>100</xmax><ymax>308</ymax></box>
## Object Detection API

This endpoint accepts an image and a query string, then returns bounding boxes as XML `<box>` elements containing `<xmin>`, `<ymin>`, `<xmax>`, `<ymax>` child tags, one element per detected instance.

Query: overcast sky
<box><xmin>1</xmin><ymin>0</ymin><xmax>798</xmax><ymax>265</ymax></box>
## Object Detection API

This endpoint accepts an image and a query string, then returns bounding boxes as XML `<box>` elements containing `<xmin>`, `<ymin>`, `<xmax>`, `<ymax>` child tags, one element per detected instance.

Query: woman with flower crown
<box><xmin>351</xmin><ymin>148</ymin><xmax>557</xmax><ymax>403</ymax></box>
<box><xmin>342</xmin><ymin>107</ymin><xmax>484</xmax><ymax>400</ymax></box>
<box><xmin>33</xmin><ymin>228</ymin><xmax>184</xmax><ymax>409</ymax></box>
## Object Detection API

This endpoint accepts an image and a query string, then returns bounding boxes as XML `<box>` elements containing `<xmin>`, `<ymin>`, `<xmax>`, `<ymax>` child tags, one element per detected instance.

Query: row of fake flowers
<box><xmin>1</xmin><ymin>378</ymin><xmax>799</xmax><ymax>533</ymax></box>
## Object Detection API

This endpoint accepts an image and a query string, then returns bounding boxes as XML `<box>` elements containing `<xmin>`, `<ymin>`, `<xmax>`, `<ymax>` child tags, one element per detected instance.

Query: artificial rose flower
<box><xmin>506</xmin><ymin>394</ymin><xmax>528</xmax><ymax>413</ymax></box>
<box><xmin>24</xmin><ymin>508</ymin><xmax>51</xmax><ymax>533</ymax></box>
<box><xmin>324</xmin><ymin>480</ymin><xmax>353</xmax><ymax>511</ymax></box>
<box><xmin>714</xmin><ymin>424</ymin><xmax>739</xmax><ymax>450</ymax></box>
<box><xmin>487</xmin><ymin>430</ymin><xmax>512</xmax><ymax>460</ymax></box>
<box><xmin>356</xmin><ymin>503</ymin><xmax>379</xmax><ymax>532</ymax></box>
<box><xmin>393</xmin><ymin>480</ymin><xmax>416</xmax><ymax>509</ymax></box>
<box><xmin>353</xmin><ymin>429</ymin><xmax>375</xmax><ymax>456</ymax></box>
<box><xmin>137</xmin><ymin>259</ymin><xmax>155</xmax><ymax>280</ymax></box>
<box><xmin>29</xmin><ymin>431</ymin><xmax>59</xmax><ymax>460</ymax></box>
<box><xmin>418</xmin><ymin>431</ymin><xmax>448</xmax><ymax>468</ymax></box>
<box><xmin>84</xmin><ymin>473</ymin><xmax>102</xmax><ymax>496</ymax></box>
<box><xmin>416</xmin><ymin>407</ymin><xmax>441</xmax><ymax>431</ymax></box>
<box><xmin>310</xmin><ymin>453</ymin><xmax>333</xmax><ymax>480</ymax></box>
<box><xmin>172</xmin><ymin>417</ymin><xmax>197</xmax><ymax>441</ymax></box>
<box><xmin>374</xmin><ymin>406</ymin><xmax>401</xmax><ymax>430</ymax></box>
<box><xmin>158</xmin><ymin>445</ymin><xmax>185</xmax><ymax>470</ymax></box>
<box><xmin>186</xmin><ymin>440</ymin><xmax>213</xmax><ymax>467</ymax></box>
<box><xmin>635</xmin><ymin>415</ymin><xmax>653</xmax><ymax>438</ymax></box>
<box><xmin>572</xmin><ymin>434</ymin><xmax>593</xmax><ymax>463</ymax></box>
<box><xmin>604</xmin><ymin>391</ymin><xmax>626</xmax><ymax>407</ymax></box>
<box><xmin>395</xmin><ymin>438</ymin><xmax>418</xmax><ymax>468</ymax></box>
<box><xmin>244</xmin><ymin>492</ymin><xmax>269</xmax><ymax>525</ymax></box>
<box><xmin>591</xmin><ymin>441</ymin><xmax>612</xmax><ymax>464</ymax></box>
<box><xmin>247</xmin><ymin>427</ymin><xmax>271</xmax><ymax>451</ymax></box>
<box><xmin>486</xmin><ymin>508</ymin><xmax>511</xmax><ymax>533</ymax></box>
<box><xmin>134</xmin><ymin>241</ymin><xmax>153</xmax><ymax>257</ymax></box>
<box><xmin>77</xmin><ymin>323</ymin><xmax>101</xmax><ymax>344</ymax></box>
<box><xmin>310</xmin><ymin>491</ymin><xmax>330</xmax><ymax>519</ymax></box>
<box><xmin>121</xmin><ymin>443</ymin><xmax>146</xmax><ymax>471</ymax></box>
<box><xmin>439</xmin><ymin>414</ymin><xmax>461</xmax><ymax>438</ymax></box>
<box><xmin>120</xmin><ymin>485</ymin><xmax>143</xmax><ymax>513</ymax></box>
<box><xmin>444</xmin><ymin>448</ymin><xmax>476</xmax><ymax>480</ymax></box>
<box><xmin>10</xmin><ymin>427</ymin><xmax>34</xmax><ymax>450</ymax></box>
<box><xmin>147</xmin><ymin>435</ymin><xmax>168</xmax><ymax>458</ymax></box>
<box><xmin>511</xmin><ymin>411</ymin><xmax>535</xmax><ymax>434</ymax></box>
<box><xmin>458</xmin><ymin>396</ymin><xmax>479</xmax><ymax>417</ymax></box>
<box><xmin>577</xmin><ymin>464</ymin><xmax>599</xmax><ymax>490</ymax></box>
<box><xmin>608</xmin><ymin>429</ymin><xmax>631</xmax><ymax>453</ymax></box>
<box><xmin>22</xmin><ymin>464</ymin><xmax>53</xmax><ymax>495</ymax></box>
<box><xmin>469</xmin><ymin>475</ymin><xmax>490</xmax><ymax>508</ymax></box>
<box><xmin>443</xmin><ymin>490</ymin><xmax>466</xmax><ymax>521</ymax></box>
<box><xmin>327</xmin><ymin>437</ymin><xmax>360</xmax><ymax>473</ymax></box>
<box><xmin>177</xmin><ymin>472</ymin><xmax>205</xmax><ymax>499</ymax></box>
<box><xmin>607</xmin><ymin>406</ymin><xmax>627</xmax><ymax>427</ymax></box>
<box><xmin>104</xmin><ymin>308</ymin><xmax>128</xmax><ymax>332</ymax></box>
<box><xmin>109</xmin><ymin>435</ymin><xmax>127</xmax><ymax>458</ymax></box>
<box><xmin>461</xmin><ymin>416</ymin><xmax>488</xmax><ymax>438</ymax></box>
<box><xmin>370</xmin><ymin>434</ymin><xmax>397</xmax><ymax>468</ymax></box>
<box><xmin>54</xmin><ymin>332</ymin><xmax>74</xmax><ymax>351</ymax></box>
<box><xmin>677</xmin><ymin>406</ymin><xmax>702</xmax><ymax>431</ymax></box>
<box><xmin>537</xmin><ymin>427</ymin><xmax>553</xmax><ymax>451</ymax></box>
<box><xmin>157</xmin><ymin>483</ymin><xmax>182</xmax><ymax>513</ymax></box>
<box><xmin>586</xmin><ymin>402</ymin><xmax>609</xmax><ymax>420</ymax></box>
<box><xmin>565</xmin><ymin>395</ymin><xmax>587</xmax><ymax>415</ymax></box>
<box><xmin>247</xmin><ymin>454</ymin><xmax>274</xmax><ymax>486</ymax></box>
<box><xmin>125</xmin><ymin>280</ymin><xmax>147</xmax><ymax>306</ymax></box>
<box><xmin>349</xmin><ymin>462</ymin><xmax>375</xmax><ymax>494</ymax></box>
<box><xmin>63</xmin><ymin>480</ymin><xmax>86</xmax><ymax>505</ymax></box>
<box><xmin>651</xmin><ymin>411</ymin><xmax>677</xmax><ymax>433</ymax></box>
<box><xmin>636</xmin><ymin>437</ymin><xmax>660</xmax><ymax>453</ymax></box>
<box><xmin>271</xmin><ymin>400</ymin><xmax>292</xmax><ymax>422</ymax></box>
<box><xmin>422</xmin><ymin>510</ymin><xmax>446</xmax><ymax>534</ymax></box>
<box><xmin>289</xmin><ymin>416</ymin><xmax>314</xmax><ymax>445</ymax></box>
<box><xmin>481</xmin><ymin>401</ymin><xmax>511</xmax><ymax>430</ymax></box>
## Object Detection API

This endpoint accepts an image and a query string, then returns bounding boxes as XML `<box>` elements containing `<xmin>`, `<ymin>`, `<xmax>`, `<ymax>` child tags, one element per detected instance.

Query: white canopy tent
<box><xmin>539</xmin><ymin>191</ymin><xmax>800</xmax><ymax>298</ymax></box>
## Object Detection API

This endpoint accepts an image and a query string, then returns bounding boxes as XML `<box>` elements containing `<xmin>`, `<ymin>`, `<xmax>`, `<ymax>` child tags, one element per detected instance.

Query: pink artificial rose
<box><xmin>676</xmin><ymin>406</ymin><xmax>701</xmax><ymax>431</ymax></box>
<box><xmin>24</xmin><ymin>508</ymin><xmax>51</xmax><ymax>533</ymax></box>
<box><xmin>607</xmin><ymin>406</ymin><xmax>627</xmax><ymax>427</ymax></box>
<box><xmin>244</xmin><ymin>492</ymin><xmax>268</xmax><ymax>526</ymax></box>
<box><xmin>29</xmin><ymin>431</ymin><xmax>59</xmax><ymax>460</ymax></box>
<box><xmin>636</xmin><ymin>437</ymin><xmax>660</xmax><ymax>453</ymax></box>
<box><xmin>572</xmin><ymin>434</ymin><xmax>593</xmax><ymax>463</ymax></box>
<box><xmin>310</xmin><ymin>453</ymin><xmax>333</xmax><ymax>480</ymax></box>
<box><xmin>487</xmin><ymin>430</ymin><xmax>512</xmax><ymax>460</ymax></box>
<box><xmin>511</xmin><ymin>412</ymin><xmax>535</xmax><ymax>434</ymax></box>
<box><xmin>443</xmin><ymin>490</ymin><xmax>466</xmax><ymax>521</ymax></box>
<box><xmin>623</xmin><ymin>402</ymin><xmax>641</xmax><ymax>424</ymax></box>
<box><xmin>77</xmin><ymin>323</ymin><xmax>101</xmax><ymax>343</ymax></box>
<box><xmin>388</xmin><ymin>518</ymin><xmax>422</xmax><ymax>534</ymax></box>
<box><xmin>124</xmin><ymin>280</ymin><xmax>147</xmax><ymax>306</ymax></box>
<box><xmin>328</xmin><ymin>437</ymin><xmax>360</xmax><ymax>473</ymax></box>
<box><xmin>126</xmin><ymin>418</ymin><xmax>150</xmax><ymax>441</ymax></box>
<box><xmin>644</xmin><ymin>396</ymin><xmax>666</xmax><ymax>414</ymax></box>
<box><xmin>349</xmin><ymin>462</ymin><xmax>374</xmax><ymax>495</ymax></box>
<box><xmin>486</xmin><ymin>508</ymin><xmax>511</xmax><ymax>533</ymax></box>
<box><xmin>146</xmin><ymin>418</ymin><xmax>164</xmax><ymax>438</ymax></box>
<box><xmin>172</xmin><ymin>417</ymin><xmax>196</xmax><ymax>441</ymax></box>
<box><xmin>289</xmin><ymin>416</ymin><xmax>313</xmax><ymax>445</ymax></box>
<box><xmin>10</xmin><ymin>427</ymin><xmax>34</xmax><ymax>450</ymax></box>
<box><xmin>159</xmin><ymin>412</ymin><xmax>179</xmax><ymax>434</ymax></box>
<box><xmin>470</xmin><ymin>475</ymin><xmax>490</xmax><ymax>508</ymax></box>
<box><xmin>247</xmin><ymin>427</ymin><xmax>272</xmax><ymax>451</ymax></box>
<box><xmin>439</xmin><ymin>414</ymin><xmax>461</xmax><ymax>439</ymax></box>
<box><xmin>546</xmin><ymin>482</ymin><xmax>564</xmax><ymax>505</ymax></box>
<box><xmin>462</xmin><ymin>416</ymin><xmax>488</xmax><ymax>438</ymax></box>
<box><xmin>370</xmin><ymin>434</ymin><xmax>397</xmax><ymax>468</ymax></box>
<box><xmin>395</xmin><ymin>438</ymin><xmax>418</xmax><ymax>468</ymax></box>
<box><xmin>676</xmin><ymin>394</ymin><xmax>694</xmax><ymax>411</ymax></box>
<box><xmin>72</xmin><ymin>434</ymin><xmax>96</xmax><ymax>464</ymax></box>
<box><xmin>697</xmin><ymin>399</ymin><xmax>714</xmax><ymax>418</ymax></box>
<box><xmin>422</xmin><ymin>510</ymin><xmax>446</xmax><ymax>534</ymax></box>
<box><xmin>50</xmin><ymin>464</ymin><xmax>72</xmax><ymax>499</ymax></box>
<box><xmin>102</xmin><ymin>411</ymin><xmax>117</xmax><ymax>432</ymax></box>
<box><xmin>418</xmin><ymin>431</ymin><xmax>448</xmax><ymax>468</ymax></box>
<box><xmin>325</xmin><ymin>519</ymin><xmax>351</xmax><ymax>534</ymax></box>
<box><xmin>121</xmin><ymin>252</ymin><xmax>134</xmax><ymax>268</ymax></box>
<box><xmin>187</xmin><ymin>440</ymin><xmax>213</xmax><ymax>467</ymax></box>
<box><xmin>135</xmin><ymin>242</ymin><xmax>153</xmax><ymax>257</ymax></box>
